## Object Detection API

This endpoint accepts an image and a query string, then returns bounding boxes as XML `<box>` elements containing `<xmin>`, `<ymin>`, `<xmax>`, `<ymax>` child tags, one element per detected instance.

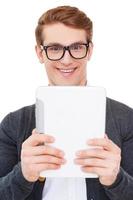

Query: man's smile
<box><xmin>56</xmin><ymin>67</ymin><xmax>78</xmax><ymax>77</ymax></box>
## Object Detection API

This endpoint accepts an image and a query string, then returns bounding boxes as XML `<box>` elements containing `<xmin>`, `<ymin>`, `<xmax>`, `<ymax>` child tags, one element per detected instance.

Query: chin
<box><xmin>49</xmin><ymin>76</ymin><xmax>85</xmax><ymax>86</ymax></box>
<box><xmin>54</xmin><ymin>81</ymin><xmax>81</xmax><ymax>86</ymax></box>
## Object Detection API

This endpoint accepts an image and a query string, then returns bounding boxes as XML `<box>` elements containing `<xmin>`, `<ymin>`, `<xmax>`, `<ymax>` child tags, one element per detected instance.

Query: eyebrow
<box><xmin>44</xmin><ymin>41</ymin><xmax>87</xmax><ymax>46</ymax></box>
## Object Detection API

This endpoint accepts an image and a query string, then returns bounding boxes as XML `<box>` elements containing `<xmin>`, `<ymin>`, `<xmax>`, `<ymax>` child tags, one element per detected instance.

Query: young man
<box><xmin>0</xmin><ymin>5</ymin><xmax>133</xmax><ymax>200</ymax></box>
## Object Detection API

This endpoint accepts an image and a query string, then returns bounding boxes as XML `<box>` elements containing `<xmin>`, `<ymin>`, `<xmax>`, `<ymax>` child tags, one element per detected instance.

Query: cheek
<box><xmin>44</xmin><ymin>61</ymin><xmax>58</xmax><ymax>76</ymax></box>
<box><xmin>44</xmin><ymin>60</ymin><xmax>52</xmax><ymax>70</ymax></box>
<box><xmin>78</xmin><ymin>60</ymin><xmax>88</xmax><ymax>70</ymax></box>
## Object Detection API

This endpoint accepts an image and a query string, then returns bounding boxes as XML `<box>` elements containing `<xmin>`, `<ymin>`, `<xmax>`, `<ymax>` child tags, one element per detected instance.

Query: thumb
<box><xmin>104</xmin><ymin>133</ymin><xmax>109</xmax><ymax>139</ymax></box>
<box><xmin>32</xmin><ymin>128</ymin><xmax>38</xmax><ymax>135</ymax></box>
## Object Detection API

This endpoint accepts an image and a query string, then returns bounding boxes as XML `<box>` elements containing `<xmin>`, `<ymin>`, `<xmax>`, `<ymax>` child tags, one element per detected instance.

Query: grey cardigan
<box><xmin>0</xmin><ymin>97</ymin><xmax>133</xmax><ymax>200</ymax></box>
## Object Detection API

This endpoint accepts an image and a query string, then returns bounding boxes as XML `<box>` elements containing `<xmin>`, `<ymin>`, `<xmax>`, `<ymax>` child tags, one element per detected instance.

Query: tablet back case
<box><xmin>36</xmin><ymin>86</ymin><xmax>106</xmax><ymax>177</ymax></box>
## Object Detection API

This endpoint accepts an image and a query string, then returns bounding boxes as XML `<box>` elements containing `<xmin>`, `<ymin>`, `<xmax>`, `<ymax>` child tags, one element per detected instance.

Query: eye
<box><xmin>48</xmin><ymin>45</ymin><xmax>63</xmax><ymax>51</ymax></box>
<box><xmin>70</xmin><ymin>44</ymin><xmax>83</xmax><ymax>50</ymax></box>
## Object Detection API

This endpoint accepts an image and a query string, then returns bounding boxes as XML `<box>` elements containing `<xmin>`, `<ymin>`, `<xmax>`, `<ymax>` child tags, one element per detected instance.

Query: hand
<box><xmin>74</xmin><ymin>135</ymin><xmax>121</xmax><ymax>186</ymax></box>
<box><xmin>21</xmin><ymin>129</ymin><xmax>66</xmax><ymax>182</ymax></box>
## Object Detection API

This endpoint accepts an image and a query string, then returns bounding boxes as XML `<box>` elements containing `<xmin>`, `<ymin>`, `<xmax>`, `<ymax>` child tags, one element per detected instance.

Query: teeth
<box><xmin>59</xmin><ymin>68</ymin><xmax>75</xmax><ymax>73</ymax></box>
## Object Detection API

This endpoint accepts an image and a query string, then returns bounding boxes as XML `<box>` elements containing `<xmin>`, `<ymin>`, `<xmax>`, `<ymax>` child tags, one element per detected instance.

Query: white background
<box><xmin>0</xmin><ymin>0</ymin><xmax>133</xmax><ymax>121</ymax></box>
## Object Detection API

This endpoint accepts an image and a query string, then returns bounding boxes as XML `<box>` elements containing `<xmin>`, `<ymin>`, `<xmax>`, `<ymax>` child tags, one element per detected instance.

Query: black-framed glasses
<box><xmin>40</xmin><ymin>42</ymin><xmax>90</xmax><ymax>61</ymax></box>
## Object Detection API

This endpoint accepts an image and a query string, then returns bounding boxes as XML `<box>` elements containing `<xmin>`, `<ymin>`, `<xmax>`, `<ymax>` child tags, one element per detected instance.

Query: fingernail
<box><xmin>59</xmin><ymin>151</ymin><xmax>65</xmax><ymax>156</ymax></box>
<box><xmin>62</xmin><ymin>159</ymin><xmax>66</xmax><ymax>164</ymax></box>
<box><xmin>32</xmin><ymin>129</ymin><xmax>38</xmax><ymax>134</ymax></box>
<box><xmin>76</xmin><ymin>151</ymin><xmax>82</xmax><ymax>156</ymax></box>
<box><xmin>50</xmin><ymin>136</ymin><xmax>55</xmax><ymax>142</ymax></box>
<box><xmin>87</xmin><ymin>139</ymin><xmax>93</xmax><ymax>144</ymax></box>
<box><xmin>74</xmin><ymin>159</ymin><xmax>78</xmax><ymax>163</ymax></box>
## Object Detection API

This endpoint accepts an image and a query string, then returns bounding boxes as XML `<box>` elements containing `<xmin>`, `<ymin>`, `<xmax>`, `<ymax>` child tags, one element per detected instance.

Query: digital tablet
<box><xmin>35</xmin><ymin>86</ymin><xmax>106</xmax><ymax>177</ymax></box>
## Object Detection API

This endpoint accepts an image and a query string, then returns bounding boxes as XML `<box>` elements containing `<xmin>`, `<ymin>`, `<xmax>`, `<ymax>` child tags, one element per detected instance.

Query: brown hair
<box><xmin>35</xmin><ymin>5</ymin><xmax>93</xmax><ymax>46</ymax></box>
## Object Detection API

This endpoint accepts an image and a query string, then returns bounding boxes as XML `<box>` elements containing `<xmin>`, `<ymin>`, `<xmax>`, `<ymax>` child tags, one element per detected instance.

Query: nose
<box><xmin>60</xmin><ymin>49</ymin><xmax>73</xmax><ymax>65</ymax></box>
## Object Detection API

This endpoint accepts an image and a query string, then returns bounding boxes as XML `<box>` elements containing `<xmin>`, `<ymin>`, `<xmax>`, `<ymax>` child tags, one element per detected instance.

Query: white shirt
<box><xmin>42</xmin><ymin>177</ymin><xmax>87</xmax><ymax>200</ymax></box>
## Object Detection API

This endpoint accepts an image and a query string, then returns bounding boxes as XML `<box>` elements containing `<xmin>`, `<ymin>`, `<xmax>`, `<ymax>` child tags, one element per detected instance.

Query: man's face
<box><xmin>36</xmin><ymin>23</ymin><xmax>93</xmax><ymax>86</ymax></box>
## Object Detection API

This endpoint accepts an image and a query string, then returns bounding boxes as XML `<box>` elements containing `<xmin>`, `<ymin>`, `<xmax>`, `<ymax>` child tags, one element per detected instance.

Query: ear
<box><xmin>35</xmin><ymin>45</ymin><xmax>44</xmax><ymax>64</ymax></box>
<box><xmin>87</xmin><ymin>42</ymin><xmax>93</xmax><ymax>61</ymax></box>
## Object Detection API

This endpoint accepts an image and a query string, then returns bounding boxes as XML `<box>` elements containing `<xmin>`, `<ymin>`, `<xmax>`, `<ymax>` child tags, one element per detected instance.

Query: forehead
<box><xmin>42</xmin><ymin>23</ymin><xmax>87</xmax><ymax>45</ymax></box>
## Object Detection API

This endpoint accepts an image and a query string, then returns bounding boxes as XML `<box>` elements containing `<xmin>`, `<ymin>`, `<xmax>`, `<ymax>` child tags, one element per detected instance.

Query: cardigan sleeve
<box><xmin>0</xmin><ymin>113</ymin><xmax>34</xmax><ymax>200</ymax></box>
<box><xmin>104</xmin><ymin>105</ymin><xmax>133</xmax><ymax>200</ymax></box>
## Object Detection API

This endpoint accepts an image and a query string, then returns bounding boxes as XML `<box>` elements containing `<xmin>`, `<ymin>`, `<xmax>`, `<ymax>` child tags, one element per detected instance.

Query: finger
<box><xmin>74</xmin><ymin>158</ymin><xmax>109</xmax><ymax>168</ymax></box>
<box><xmin>33</xmin><ymin>163</ymin><xmax>61</xmax><ymax>172</ymax></box>
<box><xmin>32</xmin><ymin>129</ymin><xmax>45</xmax><ymax>135</ymax></box>
<box><xmin>104</xmin><ymin>133</ymin><xmax>109</xmax><ymax>139</ymax></box>
<box><xmin>21</xmin><ymin>145</ymin><xmax>65</xmax><ymax>158</ymax></box>
<box><xmin>32</xmin><ymin>129</ymin><xmax>38</xmax><ymax>135</ymax></box>
<box><xmin>87</xmin><ymin>138</ymin><xmax>120</xmax><ymax>153</ymax></box>
<box><xmin>81</xmin><ymin>166</ymin><xmax>108</xmax><ymax>176</ymax></box>
<box><xmin>22</xmin><ymin>133</ymin><xmax>55</xmax><ymax>147</ymax></box>
<box><xmin>28</xmin><ymin>155</ymin><xmax>66</xmax><ymax>165</ymax></box>
<box><xmin>81</xmin><ymin>166</ymin><xmax>118</xmax><ymax>178</ymax></box>
<box><xmin>75</xmin><ymin>148</ymin><xmax>109</xmax><ymax>159</ymax></box>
